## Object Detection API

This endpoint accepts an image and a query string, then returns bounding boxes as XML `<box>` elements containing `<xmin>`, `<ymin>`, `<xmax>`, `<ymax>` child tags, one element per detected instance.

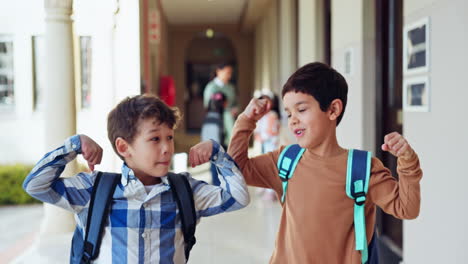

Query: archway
<box><xmin>184</xmin><ymin>31</ymin><xmax>237</xmax><ymax>133</ymax></box>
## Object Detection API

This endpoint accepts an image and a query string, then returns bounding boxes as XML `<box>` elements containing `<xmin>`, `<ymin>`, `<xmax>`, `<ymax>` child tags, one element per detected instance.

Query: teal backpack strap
<box><xmin>346</xmin><ymin>149</ymin><xmax>372</xmax><ymax>264</ymax></box>
<box><xmin>277</xmin><ymin>144</ymin><xmax>305</xmax><ymax>203</ymax></box>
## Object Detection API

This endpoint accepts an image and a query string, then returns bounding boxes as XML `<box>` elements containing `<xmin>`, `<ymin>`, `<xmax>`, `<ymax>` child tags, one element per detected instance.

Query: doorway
<box><xmin>375</xmin><ymin>0</ymin><xmax>404</xmax><ymax>263</ymax></box>
<box><xmin>185</xmin><ymin>32</ymin><xmax>236</xmax><ymax>133</ymax></box>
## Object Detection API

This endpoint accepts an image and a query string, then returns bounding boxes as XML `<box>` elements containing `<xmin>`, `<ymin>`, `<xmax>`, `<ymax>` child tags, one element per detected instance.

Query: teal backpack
<box><xmin>277</xmin><ymin>144</ymin><xmax>379</xmax><ymax>264</ymax></box>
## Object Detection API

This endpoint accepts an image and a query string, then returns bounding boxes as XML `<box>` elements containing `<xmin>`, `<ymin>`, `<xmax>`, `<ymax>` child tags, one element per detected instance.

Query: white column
<box><xmin>297</xmin><ymin>0</ymin><xmax>325</xmax><ymax>66</ymax></box>
<box><xmin>278</xmin><ymin>0</ymin><xmax>297</xmax><ymax>145</ymax></box>
<box><xmin>41</xmin><ymin>0</ymin><xmax>76</xmax><ymax>235</ymax></box>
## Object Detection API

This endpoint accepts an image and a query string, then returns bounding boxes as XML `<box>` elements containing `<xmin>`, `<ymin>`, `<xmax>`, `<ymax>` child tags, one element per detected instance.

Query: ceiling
<box><xmin>160</xmin><ymin>0</ymin><xmax>248</xmax><ymax>25</ymax></box>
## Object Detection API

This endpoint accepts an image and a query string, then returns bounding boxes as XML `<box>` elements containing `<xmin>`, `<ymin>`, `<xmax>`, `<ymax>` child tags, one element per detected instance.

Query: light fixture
<box><xmin>206</xmin><ymin>28</ymin><xmax>214</xmax><ymax>38</ymax></box>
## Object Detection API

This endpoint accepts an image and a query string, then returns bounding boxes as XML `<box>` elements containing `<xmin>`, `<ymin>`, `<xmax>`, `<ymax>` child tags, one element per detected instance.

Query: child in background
<box><xmin>254</xmin><ymin>91</ymin><xmax>281</xmax><ymax>201</ymax></box>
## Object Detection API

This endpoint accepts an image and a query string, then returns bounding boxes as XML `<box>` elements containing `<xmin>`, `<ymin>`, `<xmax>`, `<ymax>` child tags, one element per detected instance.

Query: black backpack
<box><xmin>70</xmin><ymin>172</ymin><xmax>197</xmax><ymax>263</ymax></box>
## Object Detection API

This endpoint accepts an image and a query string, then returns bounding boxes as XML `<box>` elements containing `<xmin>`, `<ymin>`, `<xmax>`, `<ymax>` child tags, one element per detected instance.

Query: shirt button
<box><xmin>141</xmin><ymin>233</ymin><xmax>146</xmax><ymax>238</ymax></box>
<box><xmin>213</xmin><ymin>155</ymin><xmax>217</xmax><ymax>161</ymax></box>
<box><xmin>72</xmin><ymin>144</ymin><xmax>77</xmax><ymax>149</ymax></box>
<box><xmin>143</xmin><ymin>203</ymin><xmax>148</xmax><ymax>208</ymax></box>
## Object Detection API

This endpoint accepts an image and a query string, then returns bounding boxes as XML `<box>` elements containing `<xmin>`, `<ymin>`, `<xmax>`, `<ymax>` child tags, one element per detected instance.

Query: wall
<box><xmin>0</xmin><ymin>0</ymin><xmax>141</xmax><ymax>172</ymax></box>
<box><xmin>253</xmin><ymin>1</ymin><xmax>280</xmax><ymax>94</ymax></box>
<box><xmin>0</xmin><ymin>0</ymin><xmax>46</xmax><ymax>164</ymax></box>
<box><xmin>297</xmin><ymin>0</ymin><xmax>325</xmax><ymax>66</ymax></box>
<box><xmin>331</xmin><ymin>0</ymin><xmax>376</xmax><ymax>152</ymax></box>
<box><xmin>403</xmin><ymin>0</ymin><xmax>468</xmax><ymax>262</ymax></box>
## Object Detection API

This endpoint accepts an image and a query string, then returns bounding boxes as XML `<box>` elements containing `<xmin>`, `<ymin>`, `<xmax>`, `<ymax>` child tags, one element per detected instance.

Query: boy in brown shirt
<box><xmin>228</xmin><ymin>62</ymin><xmax>422</xmax><ymax>263</ymax></box>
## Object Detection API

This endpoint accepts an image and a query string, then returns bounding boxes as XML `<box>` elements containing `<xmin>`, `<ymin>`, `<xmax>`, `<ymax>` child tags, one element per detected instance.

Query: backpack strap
<box><xmin>82</xmin><ymin>172</ymin><xmax>121</xmax><ymax>263</ymax></box>
<box><xmin>277</xmin><ymin>144</ymin><xmax>305</xmax><ymax>203</ymax></box>
<box><xmin>345</xmin><ymin>149</ymin><xmax>372</xmax><ymax>264</ymax></box>
<box><xmin>167</xmin><ymin>172</ymin><xmax>197</xmax><ymax>262</ymax></box>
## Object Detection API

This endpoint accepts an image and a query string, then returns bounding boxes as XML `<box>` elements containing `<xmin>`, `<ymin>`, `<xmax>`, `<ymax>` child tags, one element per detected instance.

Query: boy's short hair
<box><xmin>107</xmin><ymin>94</ymin><xmax>181</xmax><ymax>160</ymax></box>
<box><xmin>282</xmin><ymin>62</ymin><xmax>348</xmax><ymax>126</ymax></box>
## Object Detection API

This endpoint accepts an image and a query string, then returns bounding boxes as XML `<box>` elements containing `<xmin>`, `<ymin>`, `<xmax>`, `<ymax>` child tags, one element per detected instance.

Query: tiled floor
<box><xmin>190</xmin><ymin>187</ymin><xmax>281</xmax><ymax>264</ymax></box>
<box><xmin>5</xmin><ymin>165</ymin><xmax>282</xmax><ymax>264</ymax></box>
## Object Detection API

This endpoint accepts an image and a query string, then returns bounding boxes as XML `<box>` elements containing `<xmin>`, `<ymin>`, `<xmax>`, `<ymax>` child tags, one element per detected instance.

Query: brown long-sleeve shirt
<box><xmin>228</xmin><ymin>114</ymin><xmax>423</xmax><ymax>264</ymax></box>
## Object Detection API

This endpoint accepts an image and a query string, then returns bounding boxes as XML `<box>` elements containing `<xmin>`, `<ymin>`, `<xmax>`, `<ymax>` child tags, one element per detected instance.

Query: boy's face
<box><xmin>283</xmin><ymin>91</ymin><xmax>335</xmax><ymax>149</ymax></box>
<box><xmin>124</xmin><ymin>118</ymin><xmax>174</xmax><ymax>183</ymax></box>
<box><xmin>217</xmin><ymin>66</ymin><xmax>233</xmax><ymax>83</ymax></box>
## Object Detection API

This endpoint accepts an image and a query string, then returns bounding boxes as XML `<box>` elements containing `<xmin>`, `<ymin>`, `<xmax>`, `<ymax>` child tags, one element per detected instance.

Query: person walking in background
<box><xmin>201</xmin><ymin>92</ymin><xmax>227</xmax><ymax>186</ymax></box>
<box><xmin>254</xmin><ymin>91</ymin><xmax>281</xmax><ymax>201</ymax></box>
<box><xmin>203</xmin><ymin>62</ymin><xmax>238</xmax><ymax>147</ymax></box>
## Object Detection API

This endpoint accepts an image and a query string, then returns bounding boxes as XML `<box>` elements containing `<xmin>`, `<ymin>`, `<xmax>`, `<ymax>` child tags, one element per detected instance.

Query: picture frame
<box><xmin>403</xmin><ymin>76</ymin><xmax>430</xmax><ymax>112</ymax></box>
<box><xmin>32</xmin><ymin>35</ymin><xmax>45</xmax><ymax>110</ymax></box>
<box><xmin>344</xmin><ymin>47</ymin><xmax>353</xmax><ymax>76</ymax></box>
<box><xmin>403</xmin><ymin>17</ymin><xmax>430</xmax><ymax>75</ymax></box>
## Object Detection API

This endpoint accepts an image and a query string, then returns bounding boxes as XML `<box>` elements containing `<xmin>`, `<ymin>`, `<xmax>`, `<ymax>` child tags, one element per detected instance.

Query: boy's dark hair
<box><xmin>107</xmin><ymin>94</ymin><xmax>181</xmax><ymax>160</ymax></box>
<box><xmin>282</xmin><ymin>62</ymin><xmax>348</xmax><ymax>126</ymax></box>
<box><xmin>210</xmin><ymin>62</ymin><xmax>233</xmax><ymax>80</ymax></box>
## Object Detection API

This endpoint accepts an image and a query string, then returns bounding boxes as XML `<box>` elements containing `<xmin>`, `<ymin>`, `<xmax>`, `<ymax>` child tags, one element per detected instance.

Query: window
<box><xmin>32</xmin><ymin>35</ymin><xmax>45</xmax><ymax>110</ymax></box>
<box><xmin>0</xmin><ymin>35</ymin><xmax>14</xmax><ymax>110</ymax></box>
<box><xmin>80</xmin><ymin>36</ymin><xmax>92</xmax><ymax>109</ymax></box>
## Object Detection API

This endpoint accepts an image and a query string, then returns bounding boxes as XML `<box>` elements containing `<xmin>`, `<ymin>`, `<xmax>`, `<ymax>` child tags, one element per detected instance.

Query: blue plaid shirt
<box><xmin>23</xmin><ymin>135</ymin><xmax>249</xmax><ymax>264</ymax></box>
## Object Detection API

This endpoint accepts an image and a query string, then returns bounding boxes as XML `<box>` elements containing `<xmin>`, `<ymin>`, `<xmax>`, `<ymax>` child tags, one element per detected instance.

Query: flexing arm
<box><xmin>227</xmin><ymin>98</ymin><xmax>283</xmax><ymax>193</ymax></box>
<box><xmin>368</xmin><ymin>132</ymin><xmax>423</xmax><ymax>219</ymax></box>
<box><xmin>188</xmin><ymin>140</ymin><xmax>250</xmax><ymax>217</ymax></box>
<box><xmin>23</xmin><ymin>135</ymin><xmax>103</xmax><ymax>213</ymax></box>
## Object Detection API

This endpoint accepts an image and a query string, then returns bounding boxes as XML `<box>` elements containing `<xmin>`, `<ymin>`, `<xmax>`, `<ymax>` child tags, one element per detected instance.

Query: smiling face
<box><xmin>120</xmin><ymin>118</ymin><xmax>174</xmax><ymax>185</ymax></box>
<box><xmin>283</xmin><ymin>91</ymin><xmax>337</xmax><ymax>149</ymax></box>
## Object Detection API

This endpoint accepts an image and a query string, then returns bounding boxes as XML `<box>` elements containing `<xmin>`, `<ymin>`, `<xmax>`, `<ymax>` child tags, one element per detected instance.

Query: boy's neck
<box><xmin>306</xmin><ymin>132</ymin><xmax>345</xmax><ymax>158</ymax></box>
<box><xmin>138</xmin><ymin>176</ymin><xmax>162</xmax><ymax>186</ymax></box>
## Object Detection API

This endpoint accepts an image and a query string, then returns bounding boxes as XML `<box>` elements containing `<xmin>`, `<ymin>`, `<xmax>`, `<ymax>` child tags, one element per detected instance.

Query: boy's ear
<box><xmin>115</xmin><ymin>137</ymin><xmax>131</xmax><ymax>158</ymax></box>
<box><xmin>328</xmin><ymin>99</ymin><xmax>343</xmax><ymax>122</ymax></box>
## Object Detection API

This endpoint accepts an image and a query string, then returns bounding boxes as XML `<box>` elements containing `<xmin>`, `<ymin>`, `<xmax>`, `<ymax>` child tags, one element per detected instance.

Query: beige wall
<box><xmin>298</xmin><ymin>0</ymin><xmax>326</xmax><ymax>66</ymax></box>
<box><xmin>331</xmin><ymin>0</ymin><xmax>376</xmax><ymax>152</ymax></box>
<box><xmin>403</xmin><ymin>0</ymin><xmax>468</xmax><ymax>262</ymax></box>
<box><xmin>253</xmin><ymin>1</ymin><xmax>280</xmax><ymax>94</ymax></box>
<box><xmin>279</xmin><ymin>0</ymin><xmax>297</xmax><ymax>87</ymax></box>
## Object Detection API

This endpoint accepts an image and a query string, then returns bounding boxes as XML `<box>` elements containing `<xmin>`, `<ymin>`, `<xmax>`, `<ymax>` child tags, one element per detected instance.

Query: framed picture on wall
<box><xmin>403</xmin><ymin>17</ymin><xmax>430</xmax><ymax>74</ymax></box>
<box><xmin>344</xmin><ymin>47</ymin><xmax>354</xmax><ymax>76</ymax></box>
<box><xmin>32</xmin><ymin>35</ymin><xmax>45</xmax><ymax>110</ymax></box>
<box><xmin>403</xmin><ymin>76</ymin><xmax>430</xmax><ymax>112</ymax></box>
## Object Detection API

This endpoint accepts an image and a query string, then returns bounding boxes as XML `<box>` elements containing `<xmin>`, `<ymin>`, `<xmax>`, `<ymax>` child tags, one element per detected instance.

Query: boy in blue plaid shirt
<box><xmin>23</xmin><ymin>94</ymin><xmax>250</xmax><ymax>263</ymax></box>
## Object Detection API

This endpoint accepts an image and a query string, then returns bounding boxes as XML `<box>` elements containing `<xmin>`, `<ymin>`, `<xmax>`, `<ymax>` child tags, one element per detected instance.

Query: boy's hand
<box><xmin>242</xmin><ymin>98</ymin><xmax>271</xmax><ymax>121</ymax></box>
<box><xmin>381</xmin><ymin>132</ymin><xmax>414</xmax><ymax>159</ymax></box>
<box><xmin>80</xmin><ymin>135</ymin><xmax>103</xmax><ymax>171</ymax></box>
<box><xmin>189</xmin><ymin>140</ymin><xmax>213</xmax><ymax>168</ymax></box>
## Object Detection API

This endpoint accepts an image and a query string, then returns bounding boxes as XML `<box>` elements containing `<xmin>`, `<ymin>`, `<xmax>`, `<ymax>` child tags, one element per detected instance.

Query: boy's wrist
<box><xmin>209</xmin><ymin>139</ymin><xmax>221</xmax><ymax>161</ymax></box>
<box><xmin>399</xmin><ymin>148</ymin><xmax>416</xmax><ymax>161</ymax></box>
<box><xmin>239</xmin><ymin>113</ymin><xmax>257</xmax><ymax>124</ymax></box>
<box><xmin>66</xmin><ymin>135</ymin><xmax>82</xmax><ymax>154</ymax></box>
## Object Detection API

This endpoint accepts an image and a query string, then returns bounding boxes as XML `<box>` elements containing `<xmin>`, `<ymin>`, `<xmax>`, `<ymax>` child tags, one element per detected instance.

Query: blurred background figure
<box><xmin>201</xmin><ymin>92</ymin><xmax>227</xmax><ymax>186</ymax></box>
<box><xmin>254</xmin><ymin>90</ymin><xmax>281</xmax><ymax>201</ymax></box>
<box><xmin>203</xmin><ymin>62</ymin><xmax>238</xmax><ymax>147</ymax></box>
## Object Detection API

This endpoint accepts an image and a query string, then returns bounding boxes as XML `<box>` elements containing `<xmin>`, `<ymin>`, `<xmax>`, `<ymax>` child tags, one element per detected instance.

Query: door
<box><xmin>375</xmin><ymin>0</ymin><xmax>404</xmax><ymax>263</ymax></box>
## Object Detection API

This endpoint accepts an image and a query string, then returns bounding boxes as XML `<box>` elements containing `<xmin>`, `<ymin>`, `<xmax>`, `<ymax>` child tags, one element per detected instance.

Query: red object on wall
<box><xmin>159</xmin><ymin>76</ymin><xmax>176</xmax><ymax>106</ymax></box>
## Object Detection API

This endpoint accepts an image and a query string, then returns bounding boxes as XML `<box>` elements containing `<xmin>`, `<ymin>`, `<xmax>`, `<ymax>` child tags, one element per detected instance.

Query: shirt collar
<box><xmin>121</xmin><ymin>163</ymin><xmax>134</xmax><ymax>186</ymax></box>
<box><xmin>214</xmin><ymin>77</ymin><xmax>225</xmax><ymax>87</ymax></box>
